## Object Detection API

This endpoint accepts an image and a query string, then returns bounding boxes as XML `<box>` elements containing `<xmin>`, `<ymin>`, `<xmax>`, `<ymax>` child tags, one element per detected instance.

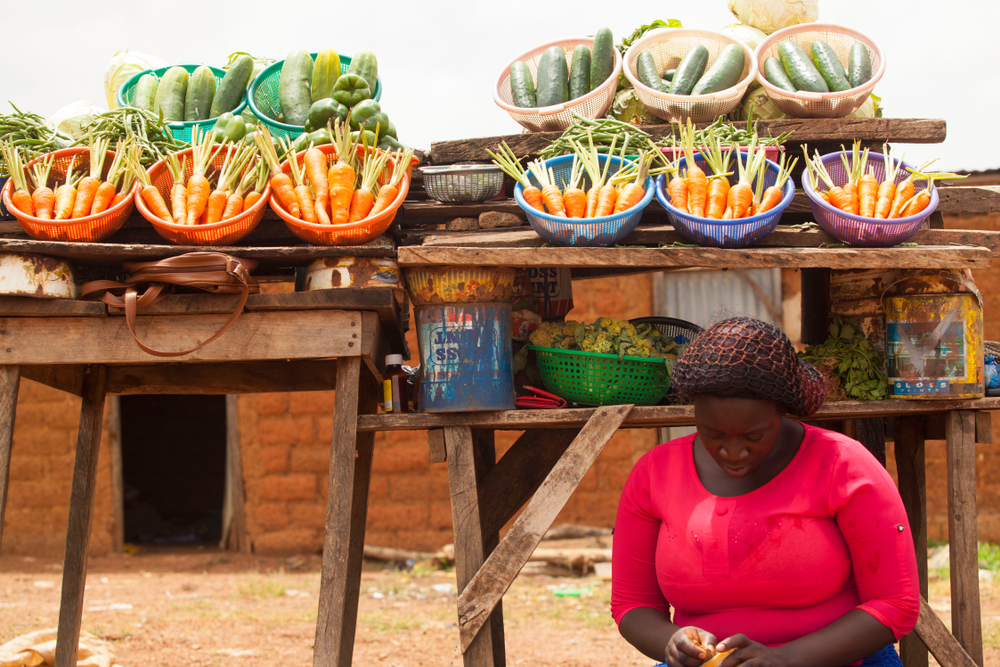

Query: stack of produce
<box><xmin>130</xmin><ymin>56</ymin><xmax>253</xmax><ymax>122</ymax></box>
<box><xmin>0</xmin><ymin>104</ymin><xmax>73</xmax><ymax>161</ymax></box>
<box><xmin>635</xmin><ymin>41</ymin><xmax>745</xmax><ymax>96</ymax></box>
<box><xmin>800</xmin><ymin>317</ymin><xmax>888</xmax><ymax>401</ymax></box>
<box><xmin>529</xmin><ymin>317</ymin><xmax>688</xmax><ymax>363</ymax></box>
<box><xmin>75</xmin><ymin>107</ymin><xmax>186</xmax><ymax>165</ymax></box>
<box><xmin>508</xmin><ymin>28</ymin><xmax>615</xmax><ymax>109</ymax></box>
<box><xmin>762</xmin><ymin>38</ymin><xmax>872</xmax><ymax>93</ymax></box>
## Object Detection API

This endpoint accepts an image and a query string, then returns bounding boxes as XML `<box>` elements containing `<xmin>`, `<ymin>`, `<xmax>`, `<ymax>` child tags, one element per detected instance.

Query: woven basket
<box><xmin>530</xmin><ymin>346</ymin><xmax>672</xmax><ymax>406</ymax></box>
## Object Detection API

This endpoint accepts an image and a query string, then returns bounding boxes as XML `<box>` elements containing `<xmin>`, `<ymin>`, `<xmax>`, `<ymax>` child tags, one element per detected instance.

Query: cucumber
<box><xmin>154</xmin><ymin>66</ymin><xmax>189</xmax><ymax>122</ymax></box>
<box><xmin>211</xmin><ymin>54</ymin><xmax>253</xmax><ymax>117</ymax></box>
<box><xmin>663</xmin><ymin>68</ymin><xmax>676</xmax><ymax>80</ymax></box>
<box><xmin>569</xmin><ymin>45</ymin><xmax>592</xmax><ymax>100</ymax></box>
<box><xmin>690</xmin><ymin>44</ymin><xmax>745</xmax><ymax>95</ymax></box>
<box><xmin>777</xmin><ymin>40</ymin><xmax>828</xmax><ymax>93</ymax></box>
<box><xmin>133</xmin><ymin>73</ymin><xmax>159</xmax><ymax>112</ymax></box>
<box><xmin>847</xmin><ymin>42</ymin><xmax>873</xmax><ymax>88</ymax></box>
<box><xmin>184</xmin><ymin>65</ymin><xmax>216</xmax><ymax>121</ymax></box>
<box><xmin>347</xmin><ymin>50</ymin><xmax>379</xmax><ymax>93</ymax></box>
<box><xmin>279</xmin><ymin>50</ymin><xmax>314</xmax><ymax>126</ymax></box>
<box><xmin>661</xmin><ymin>78</ymin><xmax>672</xmax><ymax>89</ymax></box>
<box><xmin>763</xmin><ymin>57</ymin><xmax>797</xmax><ymax>92</ymax></box>
<box><xmin>535</xmin><ymin>46</ymin><xmax>569</xmax><ymax>107</ymax></box>
<box><xmin>669</xmin><ymin>44</ymin><xmax>709</xmax><ymax>95</ymax></box>
<box><xmin>509</xmin><ymin>61</ymin><xmax>536</xmax><ymax>108</ymax></box>
<box><xmin>636</xmin><ymin>50</ymin><xmax>666</xmax><ymax>92</ymax></box>
<box><xmin>590</xmin><ymin>27</ymin><xmax>614</xmax><ymax>87</ymax></box>
<box><xmin>810</xmin><ymin>40</ymin><xmax>851</xmax><ymax>92</ymax></box>
<box><xmin>311</xmin><ymin>48</ymin><xmax>341</xmax><ymax>103</ymax></box>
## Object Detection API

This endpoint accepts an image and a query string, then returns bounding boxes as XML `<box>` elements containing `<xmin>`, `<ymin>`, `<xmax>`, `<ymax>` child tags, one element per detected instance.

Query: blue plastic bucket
<box><xmin>416</xmin><ymin>303</ymin><xmax>516</xmax><ymax>412</ymax></box>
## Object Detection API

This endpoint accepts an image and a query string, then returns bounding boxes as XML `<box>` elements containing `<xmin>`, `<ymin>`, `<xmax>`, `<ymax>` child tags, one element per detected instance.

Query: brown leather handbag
<box><xmin>81</xmin><ymin>252</ymin><xmax>260</xmax><ymax>357</ymax></box>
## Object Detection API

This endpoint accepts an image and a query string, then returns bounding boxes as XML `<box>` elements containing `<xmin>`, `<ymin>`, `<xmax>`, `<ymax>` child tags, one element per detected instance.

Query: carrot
<box><xmin>527</xmin><ymin>159</ymin><xmax>566</xmax><ymax>217</ymax></box>
<box><xmin>487</xmin><ymin>141</ymin><xmax>543</xmax><ymax>214</ymax></box>
<box><xmin>162</xmin><ymin>152</ymin><xmax>187</xmax><ymax>224</ymax></box>
<box><xmin>700</xmin><ymin>138</ymin><xmax>733</xmax><ymax>219</ymax></box>
<box><xmin>348</xmin><ymin>135</ymin><xmax>392</xmax><ymax>222</ymax></box>
<box><xmin>72</xmin><ymin>132</ymin><xmax>109</xmax><ymax>218</ymax></box>
<box><xmin>284</xmin><ymin>138</ymin><xmax>319</xmax><ymax>223</ymax></box>
<box><xmin>53</xmin><ymin>157</ymin><xmax>80</xmax><ymax>220</ymax></box>
<box><xmin>90</xmin><ymin>141</ymin><xmax>128</xmax><ymax>215</ymax></box>
<box><xmin>561</xmin><ymin>155</ymin><xmax>587</xmax><ymax>218</ymax></box>
<box><xmin>726</xmin><ymin>138</ymin><xmax>763</xmax><ymax>219</ymax></box>
<box><xmin>242</xmin><ymin>160</ymin><xmax>268</xmax><ymax>212</ymax></box>
<box><xmin>612</xmin><ymin>151</ymin><xmax>651</xmax><ymax>213</ymax></box>
<box><xmin>253</xmin><ymin>127</ymin><xmax>300</xmax><ymax>219</ymax></box>
<box><xmin>1</xmin><ymin>141</ymin><xmax>34</xmax><ymax>216</ymax></box>
<box><xmin>207</xmin><ymin>143</ymin><xmax>254</xmax><ymax>225</ymax></box>
<box><xmin>222</xmin><ymin>157</ymin><xmax>259</xmax><ymax>220</ymax></box>
<box><xmin>858</xmin><ymin>168</ymin><xmax>878</xmax><ymax>218</ymax></box>
<box><xmin>834</xmin><ymin>141</ymin><xmax>865</xmax><ymax>216</ymax></box>
<box><xmin>570</xmin><ymin>132</ymin><xmax>618</xmax><ymax>218</ymax></box>
<box><xmin>756</xmin><ymin>153</ymin><xmax>797</xmax><ymax>215</ymax></box>
<box><xmin>874</xmin><ymin>144</ymin><xmax>902</xmax><ymax>219</ymax></box>
<box><xmin>123</xmin><ymin>147</ymin><xmax>170</xmax><ymax>222</ymax></box>
<box><xmin>667</xmin><ymin>171</ymin><xmax>688</xmax><ymax>214</ymax></box>
<box><xmin>888</xmin><ymin>160</ymin><xmax>938</xmax><ymax>219</ymax></box>
<box><xmin>28</xmin><ymin>152</ymin><xmax>55</xmax><ymax>220</ymax></box>
<box><xmin>328</xmin><ymin>120</ymin><xmax>357</xmax><ymax>224</ymax></box>
<box><xmin>804</xmin><ymin>145</ymin><xmax>851</xmax><ymax>214</ymax></box>
<box><xmin>184</xmin><ymin>128</ymin><xmax>224</xmax><ymax>225</ymax></box>
<box><xmin>304</xmin><ymin>147</ymin><xmax>331</xmax><ymax>224</ymax></box>
<box><xmin>371</xmin><ymin>147</ymin><xmax>414</xmax><ymax>217</ymax></box>
<box><xmin>680</xmin><ymin>120</ymin><xmax>707</xmax><ymax>217</ymax></box>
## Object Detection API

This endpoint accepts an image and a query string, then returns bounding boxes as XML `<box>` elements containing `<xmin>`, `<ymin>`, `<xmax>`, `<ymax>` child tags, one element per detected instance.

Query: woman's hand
<box><xmin>716</xmin><ymin>634</ymin><xmax>789</xmax><ymax>667</ymax></box>
<box><xmin>666</xmin><ymin>626</ymin><xmax>718</xmax><ymax>667</ymax></box>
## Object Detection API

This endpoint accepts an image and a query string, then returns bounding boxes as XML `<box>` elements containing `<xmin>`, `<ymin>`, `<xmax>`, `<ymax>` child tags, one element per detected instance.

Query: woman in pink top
<box><xmin>612</xmin><ymin>317</ymin><xmax>919</xmax><ymax>667</ymax></box>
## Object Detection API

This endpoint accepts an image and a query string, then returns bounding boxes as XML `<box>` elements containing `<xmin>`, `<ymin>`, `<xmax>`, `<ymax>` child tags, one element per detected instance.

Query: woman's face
<box><xmin>693</xmin><ymin>395</ymin><xmax>785</xmax><ymax>478</ymax></box>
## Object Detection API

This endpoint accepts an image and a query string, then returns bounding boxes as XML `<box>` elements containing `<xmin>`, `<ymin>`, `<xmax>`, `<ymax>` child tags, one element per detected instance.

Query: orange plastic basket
<box><xmin>754</xmin><ymin>23</ymin><xmax>885</xmax><ymax>118</ymax></box>
<box><xmin>1</xmin><ymin>148</ymin><xmax>137</xmax><ymax>242</ymax></box>
<box><xmin>270</xmin><ymin>144</ymin><xmax>413</xmax><ymax>246</ymax></box>
<box><xmin>135</xmin><ymin>145</ymin><xmax>270</xmax><ymax>246</ymax></box>
<box><xmin>493</xmin><ymin>37</ymin><xmax>623</xmax><ymax>133</ymax></box>
<box><xmin>623</xmin><ymin>28</ymin><xmax>757</xmax><ymax>124</ymax></box>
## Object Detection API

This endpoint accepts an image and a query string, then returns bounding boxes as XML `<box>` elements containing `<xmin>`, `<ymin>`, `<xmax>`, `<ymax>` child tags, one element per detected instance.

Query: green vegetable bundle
<box><xmin>800</xmin><ymin>317</ymin><xmax>889</xmax><ymax>401</ymax></box>
<box><xmin>528</xmin><ymin>317</ymin><xmax>686</xmax><ymax>361</ymax></box>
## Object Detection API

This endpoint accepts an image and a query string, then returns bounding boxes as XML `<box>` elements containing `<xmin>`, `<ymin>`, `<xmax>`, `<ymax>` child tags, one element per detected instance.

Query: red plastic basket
<box><xmin>270</xmin><ymin>145</ymin><xmax>414</xmax><ymax>246</ymax></box>
<box><xmin>1</xmin><ymin>148</ymin><xmax>136</xmax><ymax>242</ymax></box>
<box><xmin>135</xmin><ymin>145</ymin><xmax>270</xmax><ymax>246</ymax></box>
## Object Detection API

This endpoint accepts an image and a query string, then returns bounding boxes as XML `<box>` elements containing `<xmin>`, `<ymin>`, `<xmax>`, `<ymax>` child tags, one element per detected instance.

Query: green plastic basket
<box><xmin>247</xmin><ymin>53</ymin><xmax>383</xmax><ymax>142</ymax></box>
<box><xmin>116</xmin><ymin>64</ymin><xmax>247</xmax><ymax>145</ymax></box>
<box><xmin>529</xmin><ymin>346</ymin><xmax>672</xmax><ymax>406</ymax></box>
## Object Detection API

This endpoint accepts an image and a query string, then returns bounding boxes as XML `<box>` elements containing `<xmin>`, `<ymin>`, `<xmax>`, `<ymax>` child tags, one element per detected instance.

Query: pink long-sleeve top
<box><xmin>611</xmin><ymin>424</ymin><xmax>919</xmax><ymax>645</ymax></box>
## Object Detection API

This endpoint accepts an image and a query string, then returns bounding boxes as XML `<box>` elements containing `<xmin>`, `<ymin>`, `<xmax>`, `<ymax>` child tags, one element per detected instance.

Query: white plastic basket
<box><xmin>494</xmin><ymin>37</ymin><xmax>623</xmax><ymax>133</ymax></box>
<box><xmin>754</xmin><ymin>23</ymin><xmax>885</xmax><ymax>118</ymax></box>
<box><xmin>622</xmin><ymin>28</ymin><xmax>757</xmax><ymax>124</ymax></box>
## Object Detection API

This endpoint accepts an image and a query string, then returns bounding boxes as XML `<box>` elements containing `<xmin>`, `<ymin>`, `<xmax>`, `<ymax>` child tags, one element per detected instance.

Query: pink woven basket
<box><xmin>494</xmin><ymin>37</ymin><xmax>622</xmax><ymax>133</ymax></box>
<box><xmin>754</xmin><ymin>23</ymin><xmax>885</xmax><ymax>118</ymax></box>
<box><xmin>622</xmin><ymin>28</ymin><xmax>757</xmax><ymax>124</ymax></box>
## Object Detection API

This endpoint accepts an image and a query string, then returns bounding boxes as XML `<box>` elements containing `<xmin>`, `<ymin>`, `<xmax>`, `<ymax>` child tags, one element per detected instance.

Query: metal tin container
<box><xmin>404</xmin><ymin>266</ymin><xmax>514</xmax><ymax>306</ymax></box>
<box><xmin>0</xmin><ymin>253</ymin><xmax>78</xmax><ymax>299</ymax></box>
<box><xmin>301</xmin><ymin>256</ymin><xmax>404</xmax><ymax>292</ymax></box>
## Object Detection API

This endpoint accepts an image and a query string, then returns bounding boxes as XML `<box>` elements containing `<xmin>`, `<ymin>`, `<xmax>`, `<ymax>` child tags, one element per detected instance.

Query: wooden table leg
<box><xmin>313</xmin><ymin>356</ymin><xmax>378</xmax><ymax>667</ymax></box>
<box><xmin>945</xmin><ymin>410</ymin><xmax>984</xmax><ymax>667</ymax></box>
<box><xmin>54</xmin><ymin>365</ymin><xmax>108</xmax><ymax>667</ymax></box>
<box><xmin>0</xmin><ymin>365</ymin><xmax>21</xmax><ymax>552</ymax></box>
<box><xmin>895</xmin><ymin>415</ymin><xmax>928</xmax><ymax>667</ymax></box>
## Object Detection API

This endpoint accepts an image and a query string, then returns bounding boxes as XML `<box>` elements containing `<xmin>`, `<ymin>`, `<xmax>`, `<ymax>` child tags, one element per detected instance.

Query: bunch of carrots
<box><xmin>802</xmin><ymin>141</ymin><xmax>964</xmax><ymax>220</ymax></box>
<box><xmin>1</xmin><ymin>133</ymin><xmax>136</xmax><ymax>221</ymax></box>
<box><xmin>253</xmin><ymin>122</ymin><xmax>413</xmax><ymax>226</ymax></box>
<box><xmin>664</xmin><ymin>120</ymin><xmax>795</xmax><ymax>220</ymax></box>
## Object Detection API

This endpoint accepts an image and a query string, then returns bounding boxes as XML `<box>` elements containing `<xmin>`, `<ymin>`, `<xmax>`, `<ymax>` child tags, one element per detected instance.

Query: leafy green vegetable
<box><xmin>800</xmin><ymin>317</ymin><xmax>889</xmax><ymax>401</ymax></box>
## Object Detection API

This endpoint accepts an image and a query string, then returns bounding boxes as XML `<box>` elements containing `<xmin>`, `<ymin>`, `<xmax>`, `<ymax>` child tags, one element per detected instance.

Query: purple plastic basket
<box><xmin>513</xmin><ymin>153</ymin><xmax>654</xmax><ymax>247</ymax></box>
<box><xmin>654</xmin><ymin>151</ymin><xmax>794</xmax><ymax>248</ymax></box>
<box><xmin>800</xmin><ymin>151</ymin><xmax>937</xmax><ymax>247</ymax></box>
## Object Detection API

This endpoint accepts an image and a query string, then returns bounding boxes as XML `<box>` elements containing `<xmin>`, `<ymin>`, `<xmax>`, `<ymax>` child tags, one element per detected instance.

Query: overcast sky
<box><xmin>2</xmin><ymin>0</ymin><xmax>997</xmax><ymax>172</ymax></box>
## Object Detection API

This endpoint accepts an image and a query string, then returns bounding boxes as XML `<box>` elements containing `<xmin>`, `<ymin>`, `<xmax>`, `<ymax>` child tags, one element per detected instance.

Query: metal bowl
<box><xmin>419</xmin><ymin>164</ymin><xmax>504</xmax><ymax>203</ymax></box>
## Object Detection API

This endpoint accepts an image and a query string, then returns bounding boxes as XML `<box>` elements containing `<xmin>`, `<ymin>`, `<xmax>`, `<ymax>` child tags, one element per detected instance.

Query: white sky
<box><xmin>2</xmin><ymin>0</ymin><xmax>998</xmax><ymax>172</ymax></box>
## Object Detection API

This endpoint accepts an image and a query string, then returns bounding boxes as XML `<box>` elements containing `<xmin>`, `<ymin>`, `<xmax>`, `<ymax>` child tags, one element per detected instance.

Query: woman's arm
<box><xmin>620</xmin><ymin>607</ymin><xmax>718</xmax><ymax>667</ymax></box>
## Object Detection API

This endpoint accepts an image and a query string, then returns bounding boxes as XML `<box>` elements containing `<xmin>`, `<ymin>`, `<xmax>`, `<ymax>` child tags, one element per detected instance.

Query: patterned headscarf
<box><xmin>672</xmin><ymin>317</ymin><xmax>825</xmax><ymax>417</ymax></box>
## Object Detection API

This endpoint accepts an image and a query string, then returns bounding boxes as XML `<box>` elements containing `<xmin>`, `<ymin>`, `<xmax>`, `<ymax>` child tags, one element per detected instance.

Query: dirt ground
<box><xmin>0</xmin><ymin>547</ymin><xmax>997</xmax><ymax>667</ymax></box>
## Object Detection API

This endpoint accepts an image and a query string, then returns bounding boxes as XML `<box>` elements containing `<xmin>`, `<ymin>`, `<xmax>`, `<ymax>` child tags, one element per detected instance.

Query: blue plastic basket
<box><xmin>248</xmin><ymin>53</ymin><xmax>383</xmax><ymax>143</ymax></box>
<box><xmin>513</xmin><ymin>153</ymin><xmax>654</xmax><ymax>247</ymax></box>
<box><xmin>654</xmin><ymin>151</ymin><xmax>794</xmax><ymax>248</ymax></box>
<box><xmin>116</xmin><ymin>64</ymin><xmax>247</xmax><ymax>145</ymax></box>
<box><xmin>800</xmin><ymin>151</ymin><xmax>937</xmax><ymax>247</ymax></box>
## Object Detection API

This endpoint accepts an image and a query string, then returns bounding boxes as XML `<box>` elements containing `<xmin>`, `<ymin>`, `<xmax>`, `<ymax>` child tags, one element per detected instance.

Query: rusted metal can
<box><xmin>0</xmin><ymin>252</ymin><xmax>78</xmax><ymax>299</ymax></box>
<box><xmin>404</xmin><ymin>266</ymin><xmax>514</xmax><ymax>306</ymax></box>
<box><xmin>301</xmin><ymin>256</ymin><xmax>404</xmax><ymax>292</ymax></box>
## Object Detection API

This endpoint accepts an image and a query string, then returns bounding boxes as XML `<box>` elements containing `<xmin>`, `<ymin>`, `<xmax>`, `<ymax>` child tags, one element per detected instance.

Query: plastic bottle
<box><xmin>383</xmin><ymin>354</ymin><xmax>408</xmax><ymax>414</ymax></box>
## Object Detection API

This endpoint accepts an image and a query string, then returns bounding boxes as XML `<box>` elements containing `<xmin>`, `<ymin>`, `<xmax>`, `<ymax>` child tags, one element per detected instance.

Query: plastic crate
<box><xmin>529</xmin><ymin>346</ymin><xmax>672</xmax><ymax>406</ymax></box>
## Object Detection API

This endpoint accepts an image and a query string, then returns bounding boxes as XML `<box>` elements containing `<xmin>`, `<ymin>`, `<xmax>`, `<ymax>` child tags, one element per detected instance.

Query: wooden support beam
<box><xmin>913</xmin><ymin>596</ymin><xmax>979</xmax><ymax>667</ymax></box>
<box><xmin>20</xmin><ymin>365</ymin><xmax>85</xmax><ymax>396</ymax></box>
<box><xmin>427</xmin><ymin>429</ymin><xmax>446</xmax><ymax>464</ymax></box>
<box><xmin>106</xmin><ymin>396</ymin><xmax>124</xmax><ymax>553</ymax></box>
<box><xmin>222</xmin><ymin>395</ymin><xmax>250</xmax><ymax>553</ymax></box>
<box><xmin>0</xmin><ymin>366</ymin><xmax>20</xmax><ymax>552</ymax></box>
<box><xmin>894</xmin><ymin>415</ymin><xmax>928</xmax><ymax>667</ymax></box>
<box><xmin>457</xmin><ymin>405</ymin><xmax>632</xmax><ymax>653</ymax></box>
<box><xmin>976</xmin><ymin>411</ymin><xmax>992</xmax><ymax>444</ymax></box>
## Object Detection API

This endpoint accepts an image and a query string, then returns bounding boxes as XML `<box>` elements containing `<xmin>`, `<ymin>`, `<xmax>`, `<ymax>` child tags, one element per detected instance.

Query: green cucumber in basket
<box><xmin>763</xmin><ymin>56</ymin><xmax>797</xmax><ymax>92</ymax></box>
<box><xmin>810</xmin><ymin>40</ymin><xmax>851</xmax><ymax>92</ymax></box>
<box><xmin>154</xmin><ymin>66</ymin><xmax>189</xmax><ymax>122</ymax></box>
<box><xmin>636</xmin><ymin>50</ymin><xmax>666</xmax><ymax>92</ymax></box>
<box><xmin>347</xmin><ymin>50</ymin><xmax>379</xmax><ymax>93</ymax></box>
<box><xmin>509</xmin><ymin>61</ymin><xmax>536</xmax><ymax>108</ymax></box>
<box><xmin>184</xmin><ymin>65</ymin><xmax>217</xmax><ymax>121</ymax></box>
<box><xmin>535</xmin><ymin>46</ymin><xmax>569</xmax><ymax>107</ymax></box>
<box><xmin>663</xmin><ymin>68</ymin><xmax>676</xmax><ymax>80</ymax></box>
<box><xmin>590</xmin><ymin>27</ymin><xmax>615</xmax><ymax>87</ymax></box>
<box><xmin>569</xmin><ymin>45</ymin><xmax>592</xmax><ymax>99</ymax></box>
<box><xmin>669</xmin><ymin>44</ymin><xmax>709</xmax><ymax>95</ymax></box>
<box><xmin>279</xmin><ymin>50</ymin><xmax>314</xmax><ymax>126</ymax></box>
<box><xmin>847</xmin><ymin>42</ymin><xmax>873</xmax><ymax>88</ymax></box>
<box><xmin>690</xmin><ymin>43</ymin><xmax>744</xmax><ymax>95</ymax></box>
<box><xmin>133</xmin><ymin>73</ymin><xmax>159</xmax><ymax>112</ymax></box>
<box><xmin>777</xmin><ymin>40</ymin><xmax>828</xmax><ymax>93</ymax></box>
<box><xmin>311</xmin><ymin>48</ymin><xmax>341</xmax><ymax>103</ymax></box>
<box><xmin>211</xmin><ymin>53</ymin><xmax>253</xmax><ymax>117</ymax></box>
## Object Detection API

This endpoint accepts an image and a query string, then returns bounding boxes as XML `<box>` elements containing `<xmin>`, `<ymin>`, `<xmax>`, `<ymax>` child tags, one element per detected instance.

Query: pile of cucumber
<box><xmin>636</xmin><ymin>43</ymin><xmax>745</xmax><ymax>96</ymax></box>
<box><xmin>131</xmin><ymin>56</ymin><xmax>253</xmax><ymax>123</ymax></box>
<box><xmin>276</xmin><ymin>49</ymin><xmax>378</xmax><ymax>126</ymax></box>
<box><xmin>508</xmin><ymin>28</ymin><xmax>615</xmax><ymax>109</ymax></box>
<box><xmin>763</xmin><ymin>39</ymin><xmax>872</xmax><ymax>93</ymax></box>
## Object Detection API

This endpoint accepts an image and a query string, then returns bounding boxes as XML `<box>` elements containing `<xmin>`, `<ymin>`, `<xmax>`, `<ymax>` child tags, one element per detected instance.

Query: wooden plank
<box><xmin>313</xmin><ymin>356</ymin><xmax>378</xmax><ymax>667</ymax></box>
<box><xmin>427</xmin><ymin>429</ymin><xmax>446</xmax><ymax>464</ymax></box>
<box><xmin>894</xmin><ymin>415</ymin><xmax>928</xmax><ymax>667</ymax></box>
<box><xmin>106</xmin><ymin>396</ymin><xmax>124</xmax><ymax>554</ymax></box>
<box><xmin>223</xmin><ymin>395</ymin><xmax>250</xmax><ymax>553</ymax></box>
<box><xmin>0</xmin><ymin>296</ymin><xmax>105</xmax><ymax>317</ymax></box>
<box><xmin>945</xmin><ymin>410</ymin><xmax>984</xmax><ymax>667</ymax></box>
<box><xmin>471</xmin><ymin>429</ymin><xmax>506</xmax><ymax>667</ymax></box>
<box><xmin>976</xmin><ymin>411</ymin><xmax>992</xmax><ymax>444</ymax></box>
<box><xmin>360</xmin><ymin>311</ymin><xmax>389</xmax><ymax>379</ymax></box>
<box><xmin>107</xmin><ymin>293</ymin><xmax>244</xmax><ymax>316</ymax></box>
<box><xmin>913</xmin><ymin>596</ymin><xmax>980</xmax><ymax>667</ymax></box>
<box><xmin>105</xmin><ymin>360</ymin><xmax>338</xmax><ymax>395</ymax></box>
<box><xmin>939</xmin><ymin>185</ymin><xmax>1000</xmax><ymax>214</ymax></box>
<box><xmin>457</xmin><ymin>404</ymin><xmax>632</xmax><ymax>652</ymax></box>
<box><xmin>0</xmin><ymin>309</ymin><xmax>363</xmax><ymax>364</ymax></box>
<box><xmin>396</xmin><ymin>245</ymin><xmax>991</xmax><ymax>271</ymax></box>
<box><xmin>0</xmin><ymin>366</ymin><xmax>20</xmax><ymax>553</ymax></box>
<box><xmin>54</xmin><ymin>365</ymin><xmax>108</xmax><ymax>667</ymax></box>
<box><xmin>19</xmin><ymin>365</ymin><xmax>85</xmax><ymax>396</ymax></box>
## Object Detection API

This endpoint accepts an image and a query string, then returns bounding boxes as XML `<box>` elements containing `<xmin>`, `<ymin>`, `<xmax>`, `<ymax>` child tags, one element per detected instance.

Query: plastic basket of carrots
<box><xmin>134</xmin><ymin>131</ymin><xmax>270</xmax><ymax>246</ymax></box>
<box><xmin>800</xmin><ymin>142</ymin><xmax>942</xmax><ymax>247</ymax></box>
<box><xmin>0</xmin><ymin>139</ymin><xmax>138</xmax><ymax>242</ymax></box>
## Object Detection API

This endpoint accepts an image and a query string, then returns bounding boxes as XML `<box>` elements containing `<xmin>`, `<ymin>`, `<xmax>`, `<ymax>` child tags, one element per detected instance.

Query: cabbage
<box><xmin>610</xmin><ymin>87</ymin><xmax>662</xmax><ymax>125</ymax></box>
<box><xmin>731</xmin><ymin>87</ymin><xmax>790</xmax><ymax>121</ymax></box>
<box><xmin>104</xmin><ymin>50</ymin><xmax>168</xmax><ymax>109</ymax></box>
<box><xmin>728</xmin><ymin>0</ymin><xmax>819</xmax><ymax>35</ymax></box>
<box><xmin>47</xmin><ymin>101</ymin><xmax>105</xmax><ymax>139</ymax></box>
<box><xmin>720</xmin><ymin>23</ymin><xmax>769</xmax><ymax>51</ymax></box>
<box><xmin>846</xmin><ymin>95</ymin><xmax>880</xmax><ymax>118</ymax></box>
